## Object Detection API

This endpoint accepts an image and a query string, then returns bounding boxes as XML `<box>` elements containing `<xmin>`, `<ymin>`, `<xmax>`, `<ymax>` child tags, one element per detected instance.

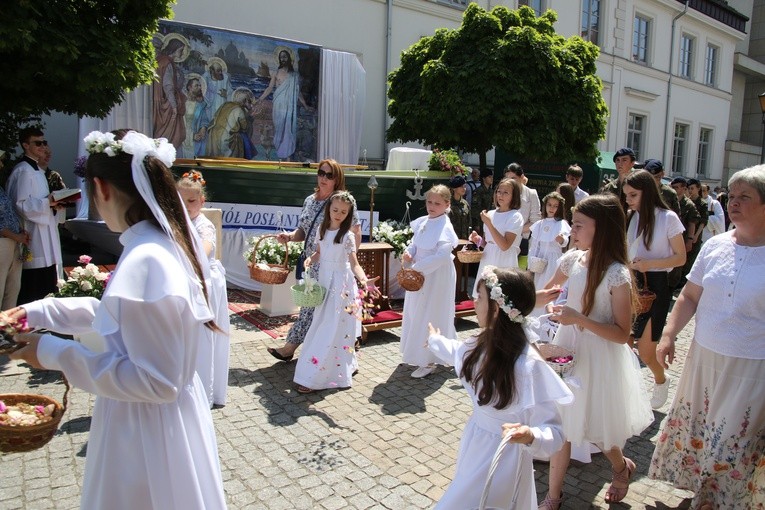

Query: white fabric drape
<box><xmin>76</xmin><ymin>86</ymin><xmax>153</xmax><ymax>218</ymax></box>
<box><xmin>318</xmin><ymin>49</ymin><xmax>366</xmax><ymax>165</ymax></box>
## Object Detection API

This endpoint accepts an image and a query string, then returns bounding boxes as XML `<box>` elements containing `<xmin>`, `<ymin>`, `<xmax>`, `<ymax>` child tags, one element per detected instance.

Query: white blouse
<box><xmin>688</xmin><ymin>231</ymin><xmax>765</xmax><ymax>359</ymax></box>
<box><xmin>627</xmin><ymin>208</ymin><xmax>684</xmax><ymax>271</ymax></box>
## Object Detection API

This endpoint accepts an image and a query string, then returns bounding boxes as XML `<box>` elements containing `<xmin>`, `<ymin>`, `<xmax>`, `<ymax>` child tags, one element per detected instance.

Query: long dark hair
<box><xmin>624</xmin><ymin>170</ymin><xmax>670</xmax><ymax>249</ymax></box>
<box><xmin>460</xmin><ymin>268</ymin><xmax>536</xmax><ymax>410</ymax></box>
<box><xmin>86</xmin><ymin>130</ymin><xmax>215</xmax><ymax>330</ymax></box>
<box><xmin>542</xmin><ymin>191</ymin><xmax>566</xmax><ymax>221</ymax></box>
<box><xmin>318</xmin><ymin>191</ymin><xmax>356</xmax><ymax>244</ymax></box>
<box><xmin>555</xmin><ymin>183</ymin><xmax>576</xmax><ymax>223</ymax></box>
<box><xmin>573</xmin><ymin>194</ymin><xmax>632</xmax><ymax>316</ymax></box>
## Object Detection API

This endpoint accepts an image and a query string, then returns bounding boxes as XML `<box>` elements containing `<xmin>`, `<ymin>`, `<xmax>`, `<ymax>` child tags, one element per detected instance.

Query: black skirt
<box><xmin>632</xmin><ymin>270</ymin><xmax>672</xmax><ymax>342</ymax></box>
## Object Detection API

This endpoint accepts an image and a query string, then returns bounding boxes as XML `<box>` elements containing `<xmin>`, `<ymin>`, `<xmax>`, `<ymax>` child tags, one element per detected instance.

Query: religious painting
<box><xmin>153</xmin><ymin>20</ymin><xmax>321</xmax><ymax>162</ymax></box>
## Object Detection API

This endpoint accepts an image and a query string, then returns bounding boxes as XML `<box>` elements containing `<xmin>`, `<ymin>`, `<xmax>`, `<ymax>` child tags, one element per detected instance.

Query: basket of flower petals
<box><xmin>537</xmin><ymin>343</ymin><xmax>575</xmax><ymax>378</ymax></box>
<box><xmin>0</xmin><ymin>378</ymin><xmax>70</xmax><ymax>453</ymax></box>
<box><xmin>456</xmin><ymin>244</ymin><xmax>483</xmax><ymax>264</ymax></box>
<box><xmin>290</xmin><ymin>275</ymin><xmax>327</xmax><ymax>308</ymax></box>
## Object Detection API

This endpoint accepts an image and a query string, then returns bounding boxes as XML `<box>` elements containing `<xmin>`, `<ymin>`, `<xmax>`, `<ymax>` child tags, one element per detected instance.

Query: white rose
<box><xmin>56</xmin><ymin>279</ymin><xmax>67</xmax><ymax>289</ymax></box>
<box><xmin>80</xmin><ymin>281</ymin><xmax>93</xmax><ymax>291</ymax></box>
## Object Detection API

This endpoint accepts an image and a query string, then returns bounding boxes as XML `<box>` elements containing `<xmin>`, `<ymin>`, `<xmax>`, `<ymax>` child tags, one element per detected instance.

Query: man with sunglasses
<box><xmin>6</xmin><ymin>127</ymin><xmax>64</xmax><ymax>304</ymax></box>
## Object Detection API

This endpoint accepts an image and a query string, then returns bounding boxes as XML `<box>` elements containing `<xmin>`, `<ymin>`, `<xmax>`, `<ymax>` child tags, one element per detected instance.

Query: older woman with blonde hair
<box><xmin>266</xmin><ymin>159</ymin><xmax>361</xmax><ymax>362</ymax></box>
<box><xmin>649</xmin><ymin>165</ymin><xmax>765</xmax><ymax>510</ymax></box>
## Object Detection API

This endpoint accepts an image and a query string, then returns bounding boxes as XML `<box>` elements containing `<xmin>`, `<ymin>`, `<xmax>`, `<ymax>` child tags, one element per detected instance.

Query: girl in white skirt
<box><xmin>293</xmin><ymin>191</ymin><xmax>373</xmax><ymax>393</ymax></box>
<box><xmin>177</xmin><ymin>170</ymin><xmax>230</xmax><ymax>407</ymax></box>
<box><xmin>539</xmin><ymin>194</ymin><xmax>653</xmax><ymax>508</ymax></box>
<box><xmin>528</xmin><ymin>191</ymin><xmax>570</xmax><ymax>291</ymax></box>
<box><xmin>427</xmin><ymin>267</ymin><xmax>572</xmax><ymax>509</ymax></box>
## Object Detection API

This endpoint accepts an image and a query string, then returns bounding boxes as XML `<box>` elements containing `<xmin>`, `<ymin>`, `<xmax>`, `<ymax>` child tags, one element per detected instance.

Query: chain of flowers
<box><xmin>182</xmin><ymin>170</ymin><xmax>206</xmax><ymax>186</ymax></box>
<box><xmin>480</xmin><ymin>265</ymin><xmax>525</xmax><ymax>323</ymax></box>
<box><xmin>83</xmin><ymin>131</ymin><xmax>175</xmax><ymax>168</ymax></box>
<box><xmin>332</xmin><ymin>190</ymin><xmax>357</xmax><ymax>209</ymax></box>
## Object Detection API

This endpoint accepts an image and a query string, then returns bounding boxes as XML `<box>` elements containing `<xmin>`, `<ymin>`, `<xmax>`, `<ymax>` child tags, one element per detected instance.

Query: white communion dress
<box><xmin>26</xmin><ymin>221</ymin><xmax>226</xmax><ymax>509</ymax></box>
<box><xmin>293</xmin><ymin>229</ymin><xmax>359</xmax><ymax>390</ymax></box>
<box><xmin>528</xmin><ymin>217</ymin><xmax>570</xmax><ymax>290</ymax></box>
<box><xmin>428</xmin><ymin>334</ymin><xmax>573</xmax><ymax>509</ymax></box>
<box><xmin>473</xmin><ymin>209</ymin><xmax>524</xmax><ymax>296</ymax></box>
<box><xmin>552</xmin><ymin>250</ymin><xmax>653</xmax><ymax>450</ymax></box>
<box><xmin>399</xmin><ymin>214</ymin><xmax>458</xmax><ymax>367</ymax></box>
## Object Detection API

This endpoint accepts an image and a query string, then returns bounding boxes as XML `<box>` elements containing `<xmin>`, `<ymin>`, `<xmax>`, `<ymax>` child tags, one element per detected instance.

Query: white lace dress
<box><xmin>293</xmin><ymin>230</ymin><xmax>358</xmax><ymax>390</ymax></box>
<box><xmin>552</xmin><ymin>250</ymin><xmax>653</xmax><ymax>450</ymax></box>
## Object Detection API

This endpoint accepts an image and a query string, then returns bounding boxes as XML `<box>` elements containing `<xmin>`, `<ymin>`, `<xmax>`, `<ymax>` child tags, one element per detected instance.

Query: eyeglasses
<box><xmin>30</xmin><ymin>140</ymin><xmax>48</xmax><ymax>147</ymax></box>
<box><xmin>317</xmin><ymin>169</ymin><xmax>335</xmax><ymax>180</ymax></box>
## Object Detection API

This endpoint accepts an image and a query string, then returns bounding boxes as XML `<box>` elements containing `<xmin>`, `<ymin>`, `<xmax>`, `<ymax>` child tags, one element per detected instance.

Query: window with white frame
<box><xmin>696</xmin><ymin>128</ymin><xmax>712</xmax><ymax>177</ymax></box>
<box><xmin>519</xmin><ymin>0</ymin><xmax>544</xmax><ymax>15</ymax></box>
<box><xmin>581</xmin><ymin>0</ymin><xmax>600</xmax><ymax>45</ymax></box>
<box><xmin>632</xmin><ymin>15</ymin><xmax>650</xmax><ymax>63</ymax></box>
<box><xmin>436</xmin><ymin>0</ymin><xmax>467</xmax><ymax>8</ymax></box>
<box><xmin>672</xmin><ymin>123</ymin><xmax>689</xmax><ymax>175</ymax></box>
<box><xmin>679</xmin><ymin>34</ymin><xmax>694</xmax><ymax>79</ymax></box>
<box><xmin>627</xmin><ymin>113</ymin><xmax>645</xmax><ymax>162</ymax></box>
<box><xmin>704</xmin><ymin>44</ymin><xmax>718</xmax><ymax>86</ymax></box>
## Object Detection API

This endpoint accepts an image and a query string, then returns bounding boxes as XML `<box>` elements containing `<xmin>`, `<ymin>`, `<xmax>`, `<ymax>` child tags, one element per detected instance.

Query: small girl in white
<box><xmin>294</xmin><ymin>191</ymin><xmax>374</xmax><ymax>394</ymax></box>
<box><xmin>427</xmin><ymin>267</ymin><xmax>572</xmax><ymax>509</ymax></box>
<box><xmin>177</xmin><ymin>170</ymin><xmax>230</xmax><ymax>407</ymax></box>
<box><xmin>400</xmin><ymin>184</ymin><xmax>459</xmax><ymax>378</ymax></box>
<box><xmin>469</xmin><ymin>178</ymin><xmax>524</xmax><ymax>296</ymax></box>
<box><xmin>529</xmin><ymin>191</ymin><xmax>570</xmax><ymax>291</ymax></box>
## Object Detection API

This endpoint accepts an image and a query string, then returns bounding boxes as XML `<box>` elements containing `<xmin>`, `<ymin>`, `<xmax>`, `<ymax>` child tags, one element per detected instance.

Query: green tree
<box><xmin>0</xmin><ymin>0</ymin><xmax>175</xmax><ymax>153</ymax></box>
<box><xmin>386</xmin><ymin>4</ymin><xmax>608</xmax><ymax>169</ymax></box>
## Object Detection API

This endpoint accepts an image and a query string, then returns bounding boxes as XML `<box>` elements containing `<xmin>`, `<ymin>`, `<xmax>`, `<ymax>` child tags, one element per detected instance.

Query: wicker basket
<box><xmin>634</xmin><ymin>272</ymin><xmax>656</xmax><ymax>315</ymax></box>
<box><xmin>396</xmin><ymin>262</ymin><xmax>425</xmax><ymax>292</ymax></box>
<box><xmin>0</xmin><ymin>377</ymin><xmax>69</xmax><ymax>453</ymax></box>
<box><xmin>456</xmin><ymin>247</ymin><xmax>483</xmax><ymax>264</ymax></box>
<box><xmin>248</xmin><ymin>235</ymin><xmax>290</xmax><ymax>285</ymax></box>
<box><xmin>537</xmin><ymin>343</ymin><xmax>575</xmax><ymax>377</ymax></box>
<box><xmin>290</xmin><ymin>283</ymin><xmax>326</xmax><ymax>308</ymax></box>
<box><xmin>527</xmin><ymin>255</ymin><xmax>548</xmax><ymax>274</ymax></box>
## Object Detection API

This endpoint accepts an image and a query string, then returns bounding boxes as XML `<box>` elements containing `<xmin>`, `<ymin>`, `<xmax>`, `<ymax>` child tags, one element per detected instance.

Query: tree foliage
<box><xmin>386</xmin><ymin>4</ymin><xmax>608</xmax><ymax>167</ymax></box>
<box><xmin>0</xmin><ymin>0</ymin><xmax>175</xmax><ymax>152</ymax></box>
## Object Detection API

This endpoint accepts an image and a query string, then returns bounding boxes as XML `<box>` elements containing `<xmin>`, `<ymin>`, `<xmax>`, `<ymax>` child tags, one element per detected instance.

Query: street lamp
<box><xmin>758</xmin><ymin>92</ymin><xmax>765</xmax><ymax>164</ymax></box>
<box><xmin>367</xmin><ymin>175</ymin><xmax>378</xmax><ymax>239</ymax></box>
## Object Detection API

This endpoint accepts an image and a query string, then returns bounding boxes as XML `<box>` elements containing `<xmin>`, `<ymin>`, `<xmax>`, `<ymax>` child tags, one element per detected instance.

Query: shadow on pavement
<box><xmin>368</xmin><ymin>363</ymin><xmax>454</xmax><ymax>415</ymax></box>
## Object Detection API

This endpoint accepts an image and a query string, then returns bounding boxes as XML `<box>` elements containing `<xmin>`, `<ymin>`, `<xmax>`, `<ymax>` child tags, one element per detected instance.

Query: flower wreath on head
<box><xmin>480</xmin><ymin>265</ymin><xmax>525</xmax><ymax>324</ymax></box>
<box><xmin>331</xmin><ymin>190</ymin><xmax>357</xmax><ymax>209</ymax></box>
<box><xmin>83</xmin><ymin>131</ymin><xmax>176</xmax><ymax>168</ymax></box>
<box><xmin>182</xmin><ymin>170</ymin><xmax>206</xmax><ymax>186</ymax></box>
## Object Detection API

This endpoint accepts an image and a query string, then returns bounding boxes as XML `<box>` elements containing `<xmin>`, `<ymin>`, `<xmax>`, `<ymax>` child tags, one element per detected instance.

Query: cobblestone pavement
<box><xmin>0</xmin><ymin>310</ymin><xmax>698</xmax><ymax>509</ymax></box>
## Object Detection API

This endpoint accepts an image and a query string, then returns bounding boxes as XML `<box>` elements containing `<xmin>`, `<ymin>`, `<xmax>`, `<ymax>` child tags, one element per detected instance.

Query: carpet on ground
<box><xmin>227</xmin><ymin>289</ymin><xmax>297</xmax><ymax>339</ymax></box>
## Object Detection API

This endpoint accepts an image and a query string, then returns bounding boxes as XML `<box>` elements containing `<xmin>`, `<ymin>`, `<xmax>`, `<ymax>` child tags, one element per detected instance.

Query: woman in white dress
<box><xmin>293</xmin><ymin>191</ymin><xmax>373</xmax><ymax>393</ymax></box>
<box><xmin>178</xmin><ymin>170</ymin><xmax>231</xmax><ymax>407</ymax></box>
<box><xmin>528</xmin><ymin>191</ymin><xmax>570</xmax><ymax>291</ymax></box>
<box><xmin>469</xmin><ymin>178</ymin><xmax>524</xmax><ymax>296</ymax></box>
<box><xmin>623</xmin><ymin>170</ymin><xmax>686</xmax><ymax>410</ymax></box>
<box><xmin>539</xmin><ymin>194</ymin><xmax>653</xmax><ymax>508</ymax></box>
<box><xmin>650</xmin><ymin>166</ymin><xmax>765</xmax><ymax>510</ymax></box>
<box><xmin>7</xmin><ymin>130</ymin><xmax>226</xmax><ymax>509</ymax></box>
<box><xmin>427</xmin><ymin>267</ymin><xmax>572</xmax><ymax>509</ymax></box>
<box><xmin>400</xmin><ymin>185</ymin><xmax>459</xmax><ymax>378</ymax></box>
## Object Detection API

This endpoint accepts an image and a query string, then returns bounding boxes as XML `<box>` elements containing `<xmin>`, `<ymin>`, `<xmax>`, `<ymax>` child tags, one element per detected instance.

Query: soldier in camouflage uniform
<box><xmin>636</xmin><ymin>159</ymin><xmax>681</xmax><ymax>216</ymax></box>
<box><xmin>470</xmin><ymin>168</ymin><xmax>494</xmax><ymax>237</ymax></box>
<box><xmin>447</xmin><ymin>175</ymin><xmax>471</xmax><ymax>239</ymax></box>
<box><xmin>669</xmin><ymin>177</ymin><xmax>702</xmax><ymax>288</ymax></box>
<box><xmin>685</xmin><ymin>178</ymin><xmax>709</xmax><ymax>275</ymax></box>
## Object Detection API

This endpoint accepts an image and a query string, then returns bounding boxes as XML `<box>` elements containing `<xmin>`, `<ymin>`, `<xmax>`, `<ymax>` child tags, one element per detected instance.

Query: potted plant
<box><xmin>428</xmin><ymin>148</ymin><xmax>468</xmax><ymax>177</ymax></box>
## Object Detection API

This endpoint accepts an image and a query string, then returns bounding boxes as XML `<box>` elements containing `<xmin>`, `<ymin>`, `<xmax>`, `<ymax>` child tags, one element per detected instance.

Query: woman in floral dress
<box><xmin>650</xmin><ymin>165</ymin><xmax>765</xmax><ymax>509</ymax></box>
<box><xmin>266</xmin><ymin>159</ymin><xmax>360</xmax><ymax>362</ymax></box>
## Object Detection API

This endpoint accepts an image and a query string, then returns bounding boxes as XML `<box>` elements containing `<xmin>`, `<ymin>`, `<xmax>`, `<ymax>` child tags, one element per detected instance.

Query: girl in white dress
<box><xmin>178</xmin><ymin>170</ymin><xmax>231</xmax><ymax>407</ymax></box>
<box><xmin>623</xmin><ymin>170</ymin><xmax>686</xmax><ymax>410</ymax></box>
<box><xmin>469</xmin><ymin>178</ymin><xmax>524</xmax><ymax>296</ymax></box>
<box><xmin>529</xmin><ymin>191</ymin><xmax>570</xmax><ymax>291</ymax></box>
<box><xmin>7</xmin><ymin>130</ymin><xmax>225</xmax><ymax>509</ymax></box>
<box><xmin>539</xmin><ymin>194</ymin><xmax>653</xmax><ymax>509</ymax></box>
<box><xmin>400</xmin><ymin>185</ymin><xmax>458</xmax><ymax>378</ymax></box>
<box><xmin>427</xmin><ymin>267</ymin><xmax>572</xmax><ymax>509</ymax></box>
<box><xmin>293</xmin><ymin>191</ymin><xmax>374</xmax><ymax>393</ymax></box>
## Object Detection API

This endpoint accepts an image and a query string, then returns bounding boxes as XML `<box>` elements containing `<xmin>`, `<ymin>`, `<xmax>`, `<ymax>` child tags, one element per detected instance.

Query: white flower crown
<box><xmin>83</xmin><ymin>131</ymin><xmax>176</xmax><ymax>168</ymax></box>
<box><xmin>480</xmin><ymin>265</ymin><xmax>525</xmax><ymax>323</ymax></box>
<box><xmin>332</xmin><ymin>190</ymin><xmax>357</xmax><ymax>209</ymax></box>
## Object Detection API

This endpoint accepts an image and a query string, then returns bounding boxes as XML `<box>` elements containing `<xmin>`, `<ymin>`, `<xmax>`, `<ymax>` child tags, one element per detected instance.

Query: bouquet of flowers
<box><xmin>372</xmin><ymin>220</ymin><xmax>413</xmax><ymax>258</ymax></box>
<box><xmin>428</xmin><ymin>148</ymin><xmax>468</xmax><ymax>177</ymax></box>
<box><xmin>244</xmin><ymin>235</ymin><xmax>304</xmax><ymax>270</ymax></box>
<box><xmin>51</xmin><ymin>255</ymin><xmax>111</xmax><ymax>299</ymax></box>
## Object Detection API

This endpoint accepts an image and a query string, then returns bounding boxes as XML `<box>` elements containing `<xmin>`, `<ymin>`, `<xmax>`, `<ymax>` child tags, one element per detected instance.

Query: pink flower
<box><xmin>0</xmin><ymin>401</ymin><xmax>6</xmax><ymax>413</ymax></box>
<box><xmin>34</xmin><ymin>405</ymin><xmax>45</xmax><ymax>415</ymax></box>
<box><xmin>78</xmin><ymin>255</ymin><xmax>92</xmax><ymax>265</ymax></box>
<box><xmin>311</xmin><ymin>356</ymin><xmax>319</xmax><ymax>365</ymax></box>
<box><xmin>729</xmin><ymin>470</ymin><xmax>743</xmax><ymax>480</ymax></box>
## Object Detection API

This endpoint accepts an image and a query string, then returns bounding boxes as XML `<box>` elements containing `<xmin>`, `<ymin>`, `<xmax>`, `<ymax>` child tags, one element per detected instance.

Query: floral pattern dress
<box><xmin>286</xmin><ymin>193</ymin><xmax>359</xmax><ymax>346</ymax></box>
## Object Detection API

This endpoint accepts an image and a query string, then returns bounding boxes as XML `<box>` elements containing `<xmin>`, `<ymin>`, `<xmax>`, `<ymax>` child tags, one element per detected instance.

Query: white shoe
<box><xmin>411</xmin><ymin>365</ymin><xmax>436</xmax><ymax>378</ymax></box>
<box><xmin>651</xmin><ymin>377</ymin><xmax>671</xmax><ymax>409</ymax></box>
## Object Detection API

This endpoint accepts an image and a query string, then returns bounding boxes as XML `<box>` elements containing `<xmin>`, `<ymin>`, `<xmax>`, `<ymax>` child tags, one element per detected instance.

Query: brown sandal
<box><xmin>538</xmin><ymin>492</ymin><xmax>563</xmax><ymax>510</ymax></box>
<box><xmin>604</xmin><ymin>457</ymin><xmax>636</xmax><ymax>503</ymax></box>
<box><xmin>296</xmin><ymin>385</ymin><xmax>314</xmax><ymax>394</ymax></box>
